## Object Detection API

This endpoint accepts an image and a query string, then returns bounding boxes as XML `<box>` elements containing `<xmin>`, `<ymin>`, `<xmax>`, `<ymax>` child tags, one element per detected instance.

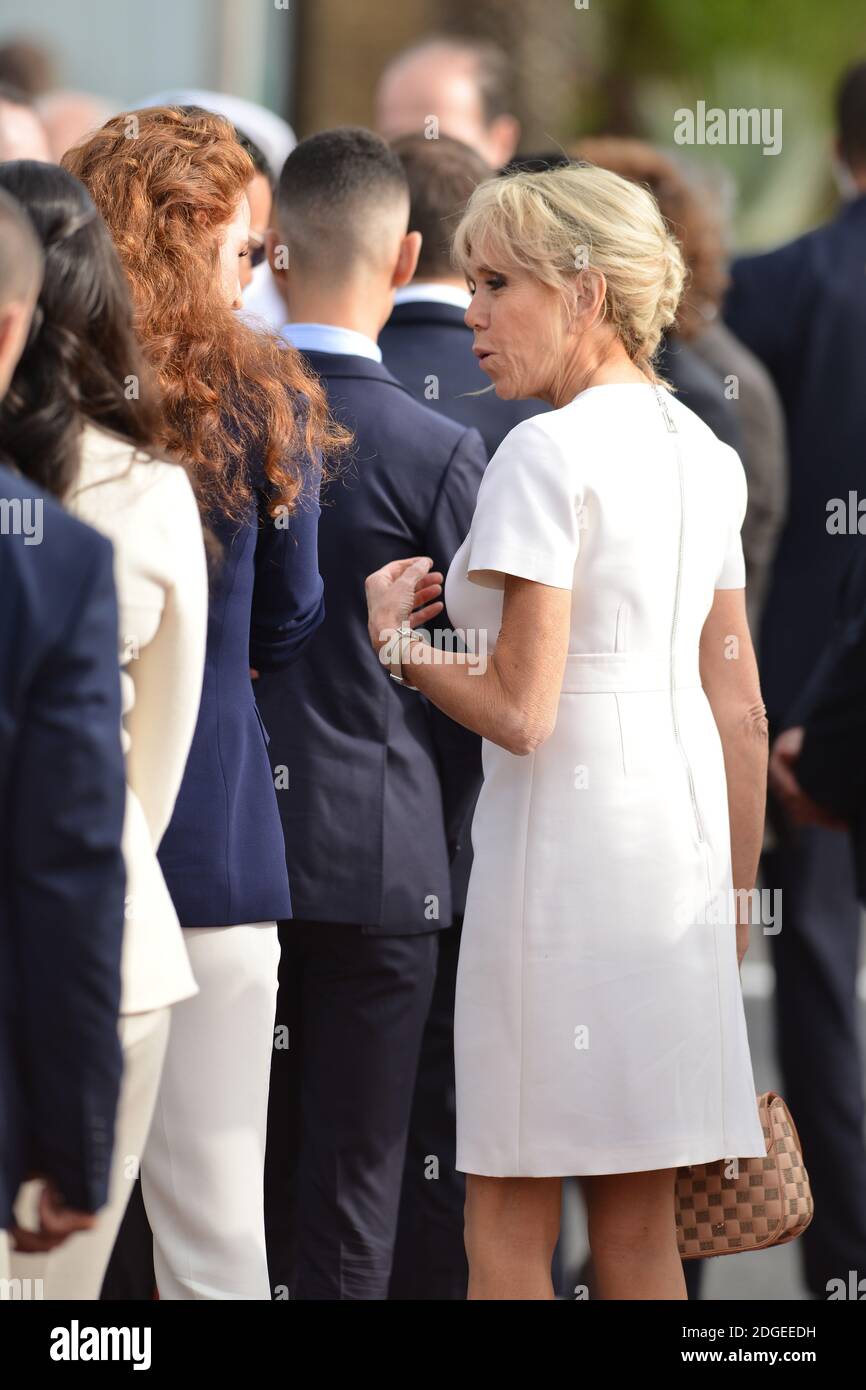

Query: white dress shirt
<box><xmin>280</xmin><ymin>322</ymin><xmax>382</xmax><ymax>362</ymax></box>
<box><xmin>393</xmin><ymin>282</ymin><xmax>472</xmax><ymax>311</ymax></box>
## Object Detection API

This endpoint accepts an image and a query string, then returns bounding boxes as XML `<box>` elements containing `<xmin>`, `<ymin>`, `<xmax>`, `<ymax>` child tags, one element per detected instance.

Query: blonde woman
<box><xmin>364</xmin><ymin>164</ymin><xmax>769</xmax><ymax>1300</ymax></box>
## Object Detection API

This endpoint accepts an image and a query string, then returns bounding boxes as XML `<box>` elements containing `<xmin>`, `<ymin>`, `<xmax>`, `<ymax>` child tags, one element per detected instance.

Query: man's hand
<box><xmin>768</xmin><ymin>726</ymin><xmax>848</xmax><ymax>829</ymax></box>
<box><xmin>11</xmin><ymin>1179</ymin><xmax>98</xmax><ymax>1254</ymax></box>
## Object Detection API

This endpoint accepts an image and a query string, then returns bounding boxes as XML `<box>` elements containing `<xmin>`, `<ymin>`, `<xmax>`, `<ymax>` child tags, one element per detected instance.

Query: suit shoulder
<box><xmin>344</xmin><ymin>372</ymin><xmax>484</xmax><ymax>462</ymax></box>
<box><xmin>1</xmin><ymin>469</ymin><xmax>114</xmax><ymax>675</ymax></box>
<box><xmin>730</xmin><ymin>218</ymin><xmax>832</xmax><ymax>292</ymax></box>
<box><xmin>0</xmin><ymin>463</ymin><xmax>110</xmax><ymax>560</ymax></box>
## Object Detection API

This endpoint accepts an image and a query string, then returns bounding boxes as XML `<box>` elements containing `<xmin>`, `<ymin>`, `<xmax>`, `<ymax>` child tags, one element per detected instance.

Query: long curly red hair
<box><xmin>62</xmin><ymin>105</ymin><xmax>348</xmax><ymax>521</ymax></box>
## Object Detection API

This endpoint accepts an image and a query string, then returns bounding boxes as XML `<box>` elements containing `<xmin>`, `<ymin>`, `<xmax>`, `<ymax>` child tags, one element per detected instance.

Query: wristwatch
<box><xmin>388</xmin><ymin>620</ymin><xmax>425</xmax><ymax>688</ymax></box>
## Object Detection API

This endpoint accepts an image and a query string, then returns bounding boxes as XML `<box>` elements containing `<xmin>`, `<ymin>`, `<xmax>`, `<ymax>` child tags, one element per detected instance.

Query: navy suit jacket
<box><xmin>0</xmin><ymin>465</ymin><xmax>126</xmax><ymax>1226</ymax></box>
<box><xmin>786</xmin><ymin>546</ymin><xmax>866</xmax><ymax>899</ymax></box>
<box><xmin>379</xmin><ymin>299</ymin><xmax>547</xmax><ymax>459</ymax></box>
<box><xmin>255</xmin><ymin>352</ymin><xmax>487</xmax><ymax>934</ymax></box>
<box><xmin>158</xmin><ymin>440</ymin><xmax>325</xmax><ymax>927</ymax></box>
<box><xmin>725</xmin><ymin>193</ymin><xmax>866</xmax><ymax>723</ymax></box>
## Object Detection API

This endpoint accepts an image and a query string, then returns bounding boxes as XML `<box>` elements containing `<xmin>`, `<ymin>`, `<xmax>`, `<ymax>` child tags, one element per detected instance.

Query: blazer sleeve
<box><xmin>422</xmin><ymin>426</ymin><xmax>488</xmax><ymax>856</ymax></box>
<box><xmin>790</xmin><ymin>550</ymin><xmax>866</xmax><ymax>818</ymax></box>
<box><xmin>124</xmin><ymin>468</ymin><xmax>209</xmax><ymax>848</ymax></box>
<box><xmin>724</xmin><ymin>242</ymin><xmax>809</xmax><ymax>381</ymax></box>
<box><xmin>249</xmin><ymin>451</ymin><xmax>326</xmax><ymax>674</ymax></box>
<box><xmin>11</xmin><ymin>532</ymin><xmax>126</xmax><ymax>1212</ymax></box>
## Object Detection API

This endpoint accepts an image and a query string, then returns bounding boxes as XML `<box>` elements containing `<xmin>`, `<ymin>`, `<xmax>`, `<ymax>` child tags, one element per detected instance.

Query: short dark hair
<box><xmin>390</xmin><ymin>132</ymin><xmax>491</xmax><ymax>278</ymax></box>
<box><xmin>235</xmin><ymin>126</ymin><xmax>273</xmax><ymax>186</ymax></box>
<box><xmin>0</xmin><ymin>40</ymin><xmax>56</xmax><ymax>98</ymax></box>
<box><xmin>837</xmin><ymin>61</ymin><xmax>866</xmax><ymax>168</ymax></box>
<box><xmin>0</xmin><ymin>185</ymin><xmax>43</xmax><ymax>308</ymax></box>
<box><xmin>276</xmin><ymin>126</ymin><xmax>408</xmax><ymax>268</ymax></box>
<box><xmin>0</xmin><ymin>80</ymin><xmax>34</xmax><ymax>109</ymax></box>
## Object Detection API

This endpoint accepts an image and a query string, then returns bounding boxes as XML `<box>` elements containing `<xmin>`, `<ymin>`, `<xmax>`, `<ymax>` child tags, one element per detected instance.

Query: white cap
<box><xmin>136</xmin><ymin>88</ymin><xmax>296</xmax><ymax>181</ymax></box>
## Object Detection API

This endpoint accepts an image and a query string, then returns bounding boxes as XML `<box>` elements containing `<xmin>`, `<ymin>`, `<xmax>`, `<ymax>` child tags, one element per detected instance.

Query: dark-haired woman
<box><xmin>0</xmin><ymin>159</ymin><xmax>208</xmax><ymax>1299</ymax></box>
<box><xmin>64</xmin><ymin>107</ymin><xmax>348</xmax><ymax>1299</ymax></box>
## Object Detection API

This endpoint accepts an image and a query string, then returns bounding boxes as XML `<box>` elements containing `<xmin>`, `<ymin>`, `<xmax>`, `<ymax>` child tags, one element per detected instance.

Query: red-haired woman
<box><xmin>64</xmin><ymin>107</ymin><xmax>348</xmax><ymax>1300</ymax></box>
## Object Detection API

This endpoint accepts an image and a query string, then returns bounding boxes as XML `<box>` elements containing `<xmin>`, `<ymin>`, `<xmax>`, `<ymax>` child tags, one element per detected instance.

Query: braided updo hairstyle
<box><xmin>452</xmin><ymin>161</ymin><xmax>686</xmax><ymax>384</ymax></box>
<box><xmin>0</xmin><ymin>159</ymin><xmax>164</xmax><ymax>499</ymax></box>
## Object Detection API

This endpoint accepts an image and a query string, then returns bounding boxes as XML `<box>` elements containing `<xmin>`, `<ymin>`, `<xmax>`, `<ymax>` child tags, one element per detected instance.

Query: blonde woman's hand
<box><xmin>365</xmin><ymin>556</ymin><xmax>444</xmax><ymax>657</ymax></box>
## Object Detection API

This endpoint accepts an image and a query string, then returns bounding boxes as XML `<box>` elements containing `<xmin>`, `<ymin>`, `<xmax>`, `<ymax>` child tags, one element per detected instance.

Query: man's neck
<box><xmin>280</xmin><ymin>289</ymin><xmax>387</xmax><ymax>341</ymax></box>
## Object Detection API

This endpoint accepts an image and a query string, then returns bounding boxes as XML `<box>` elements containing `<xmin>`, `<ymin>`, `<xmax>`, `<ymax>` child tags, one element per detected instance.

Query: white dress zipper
<box><xmin>655</xmin><ymin>387</ymin><xmax>705</xmax><ymax>845</ymax></box>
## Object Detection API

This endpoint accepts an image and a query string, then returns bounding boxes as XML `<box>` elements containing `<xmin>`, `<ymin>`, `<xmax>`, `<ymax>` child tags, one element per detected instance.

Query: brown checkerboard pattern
<box><xmin>674</xmin><ymin>1092</ymin><xmax>814</xmax><ymax>1259</ymax></box>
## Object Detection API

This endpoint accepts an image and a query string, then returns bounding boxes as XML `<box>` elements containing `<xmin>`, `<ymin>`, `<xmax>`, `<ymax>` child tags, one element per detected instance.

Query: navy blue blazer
<box><xmin>724</xmin><ymin>193</ymin><xmax>866</xmax><ymax>723</ymax></box>
<box><xmin>255</xmin><ymin>352</ymin><xmax>487</xmax><ymax>934</ymax></box>
<box><xmin>0</xmin><ymin>465</ymin><xmax>126</xmax><ymax>1225</ymax></box>
<box><xmin>379</xmin><ymin>298</ymin><xmax>547</xmax><ymax>459</ymax></box>
<box><xmin>158</xmin><ymin>442</ymin><xmax>325</xmax><ymax>928</ymax></box>
<box><xmin>786</xmin><ymin>546</ymin><xmax>866</xmax><ymax>898</ymax></box>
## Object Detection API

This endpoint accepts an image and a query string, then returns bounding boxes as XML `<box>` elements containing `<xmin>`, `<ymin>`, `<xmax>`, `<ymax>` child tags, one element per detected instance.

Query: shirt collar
<box><xmin>393</xmin><ymin>282</ymin><xmax>472</xmax><ymax>311</ymax></box>
<box><xmin>280</xmin><ymin>322</ymin><xmax>382</xmax><ymax>363</ymax></box>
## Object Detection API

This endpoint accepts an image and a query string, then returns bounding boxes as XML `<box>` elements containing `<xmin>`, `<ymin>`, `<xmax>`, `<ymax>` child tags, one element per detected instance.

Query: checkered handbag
<box><xmin>674</xmin><ymin>1092</ymin><xmax>814</xmax><ymax>1259</ymax></box>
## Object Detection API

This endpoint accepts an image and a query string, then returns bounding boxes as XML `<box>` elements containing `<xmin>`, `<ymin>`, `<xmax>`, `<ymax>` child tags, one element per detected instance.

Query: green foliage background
<box><xmin>581</xmin><ymin>0</ymin><xmax>866</xmax><ymax>246</ymax></box>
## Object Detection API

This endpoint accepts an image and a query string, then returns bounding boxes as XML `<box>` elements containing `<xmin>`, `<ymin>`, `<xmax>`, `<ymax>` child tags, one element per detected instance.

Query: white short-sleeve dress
<box><xmin>443</xmin><ymin>382</ymin><xmax>767</xmax><ymax>1177</ymax></box>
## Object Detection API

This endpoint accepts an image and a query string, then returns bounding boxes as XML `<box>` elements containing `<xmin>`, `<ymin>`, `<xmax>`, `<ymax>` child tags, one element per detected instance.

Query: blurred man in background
<box><xmin>0</xmin><ymin>37</ymin><xmax>56</xmax><ymax>99</ymax></box>
<box><xmin>725</xmin><ymin>60</ymin><xmax>866</xmax><ymax>1298</ymax></box>
<box><xmin>375</xmin><ymin>36</ymin><xmax>520</xmax><ymax>169</ymax></box>
<box><xmin>0</xmin><ymin>34</ymin><xmax>112</xmax><ymax>162</ymax></box>
<box><xmin>0</xmin><ymin>83</ymin><xmax>50</xmax><ymax>161</ymax></box>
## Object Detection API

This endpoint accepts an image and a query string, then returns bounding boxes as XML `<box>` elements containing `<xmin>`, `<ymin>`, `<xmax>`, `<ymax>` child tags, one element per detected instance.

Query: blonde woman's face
<box><xmin>464</xmin><ymin>255</ymin><xmax>567</xmax><ymax>400</ymax></box>
<box><xmin>218</xmin><ymin>193</ymin><xmax>252</xmax><ymax>310</ymax></box>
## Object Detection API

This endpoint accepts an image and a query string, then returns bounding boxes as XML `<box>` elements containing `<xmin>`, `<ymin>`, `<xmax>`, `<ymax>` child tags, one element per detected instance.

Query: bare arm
<box><xmin>366</xmin><ymin>558</ymin><xmax>571</xmax><ymax>757</ymax></box>
<box><xmin>699</xmin><ymin>587</ymin><xmax>769</xmax><ymax>963</ymax></box>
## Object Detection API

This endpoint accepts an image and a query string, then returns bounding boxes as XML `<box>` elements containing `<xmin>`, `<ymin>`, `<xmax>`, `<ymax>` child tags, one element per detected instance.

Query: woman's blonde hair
<box><xmin>452</xmin><ymin>162</ymin><xmax>686</xmax><ymax>381</ymax></box>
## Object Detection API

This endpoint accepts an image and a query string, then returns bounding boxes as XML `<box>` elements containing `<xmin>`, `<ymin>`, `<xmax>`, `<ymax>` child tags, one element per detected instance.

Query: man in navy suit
<box><xmin>375</xmin><ymin>35</ymin><xmax>520</xmax><ymax>169</ymax></box>
<box><xmin>257</xmin><ymin>127</ymin><xmax>487</xmax><ymax>1300</ymax></box>
<box><xmin>0</xmin><ymin>189</ymin><xmax>126</xmax><ymax>1285</ymax></box>
<box><xmin>724</xmin><ymin>62</ymin><xmax>866</xmax><ymax>1295</ymax></box>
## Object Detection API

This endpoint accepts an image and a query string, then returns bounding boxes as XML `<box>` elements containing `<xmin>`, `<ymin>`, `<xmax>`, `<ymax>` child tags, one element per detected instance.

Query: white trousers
<box><xmin>141</xmin><ymin>922</ymin><xmax>279</xmax><ymax>1300</ymax></box>
<box><xmin>6</xmin><ymin>1006</ymin><xmax>170</xmax><ymax>1300</ymax></box>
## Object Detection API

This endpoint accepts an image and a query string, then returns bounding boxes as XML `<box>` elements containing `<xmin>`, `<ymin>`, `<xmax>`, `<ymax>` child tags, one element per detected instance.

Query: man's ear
<box><xmin>487</xmin><ymin>115</ymin><xmax>521</xmax><ymax>170</ymax></box>
<box><xmin>267</xmin><ymin>227</ymin><xmax>291</xmax><ymax>281</ymax></box>
<box><xmin>393</xmin><ymin>230</ymin><xmax>422</xmax><ymax>289</ymax></box>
